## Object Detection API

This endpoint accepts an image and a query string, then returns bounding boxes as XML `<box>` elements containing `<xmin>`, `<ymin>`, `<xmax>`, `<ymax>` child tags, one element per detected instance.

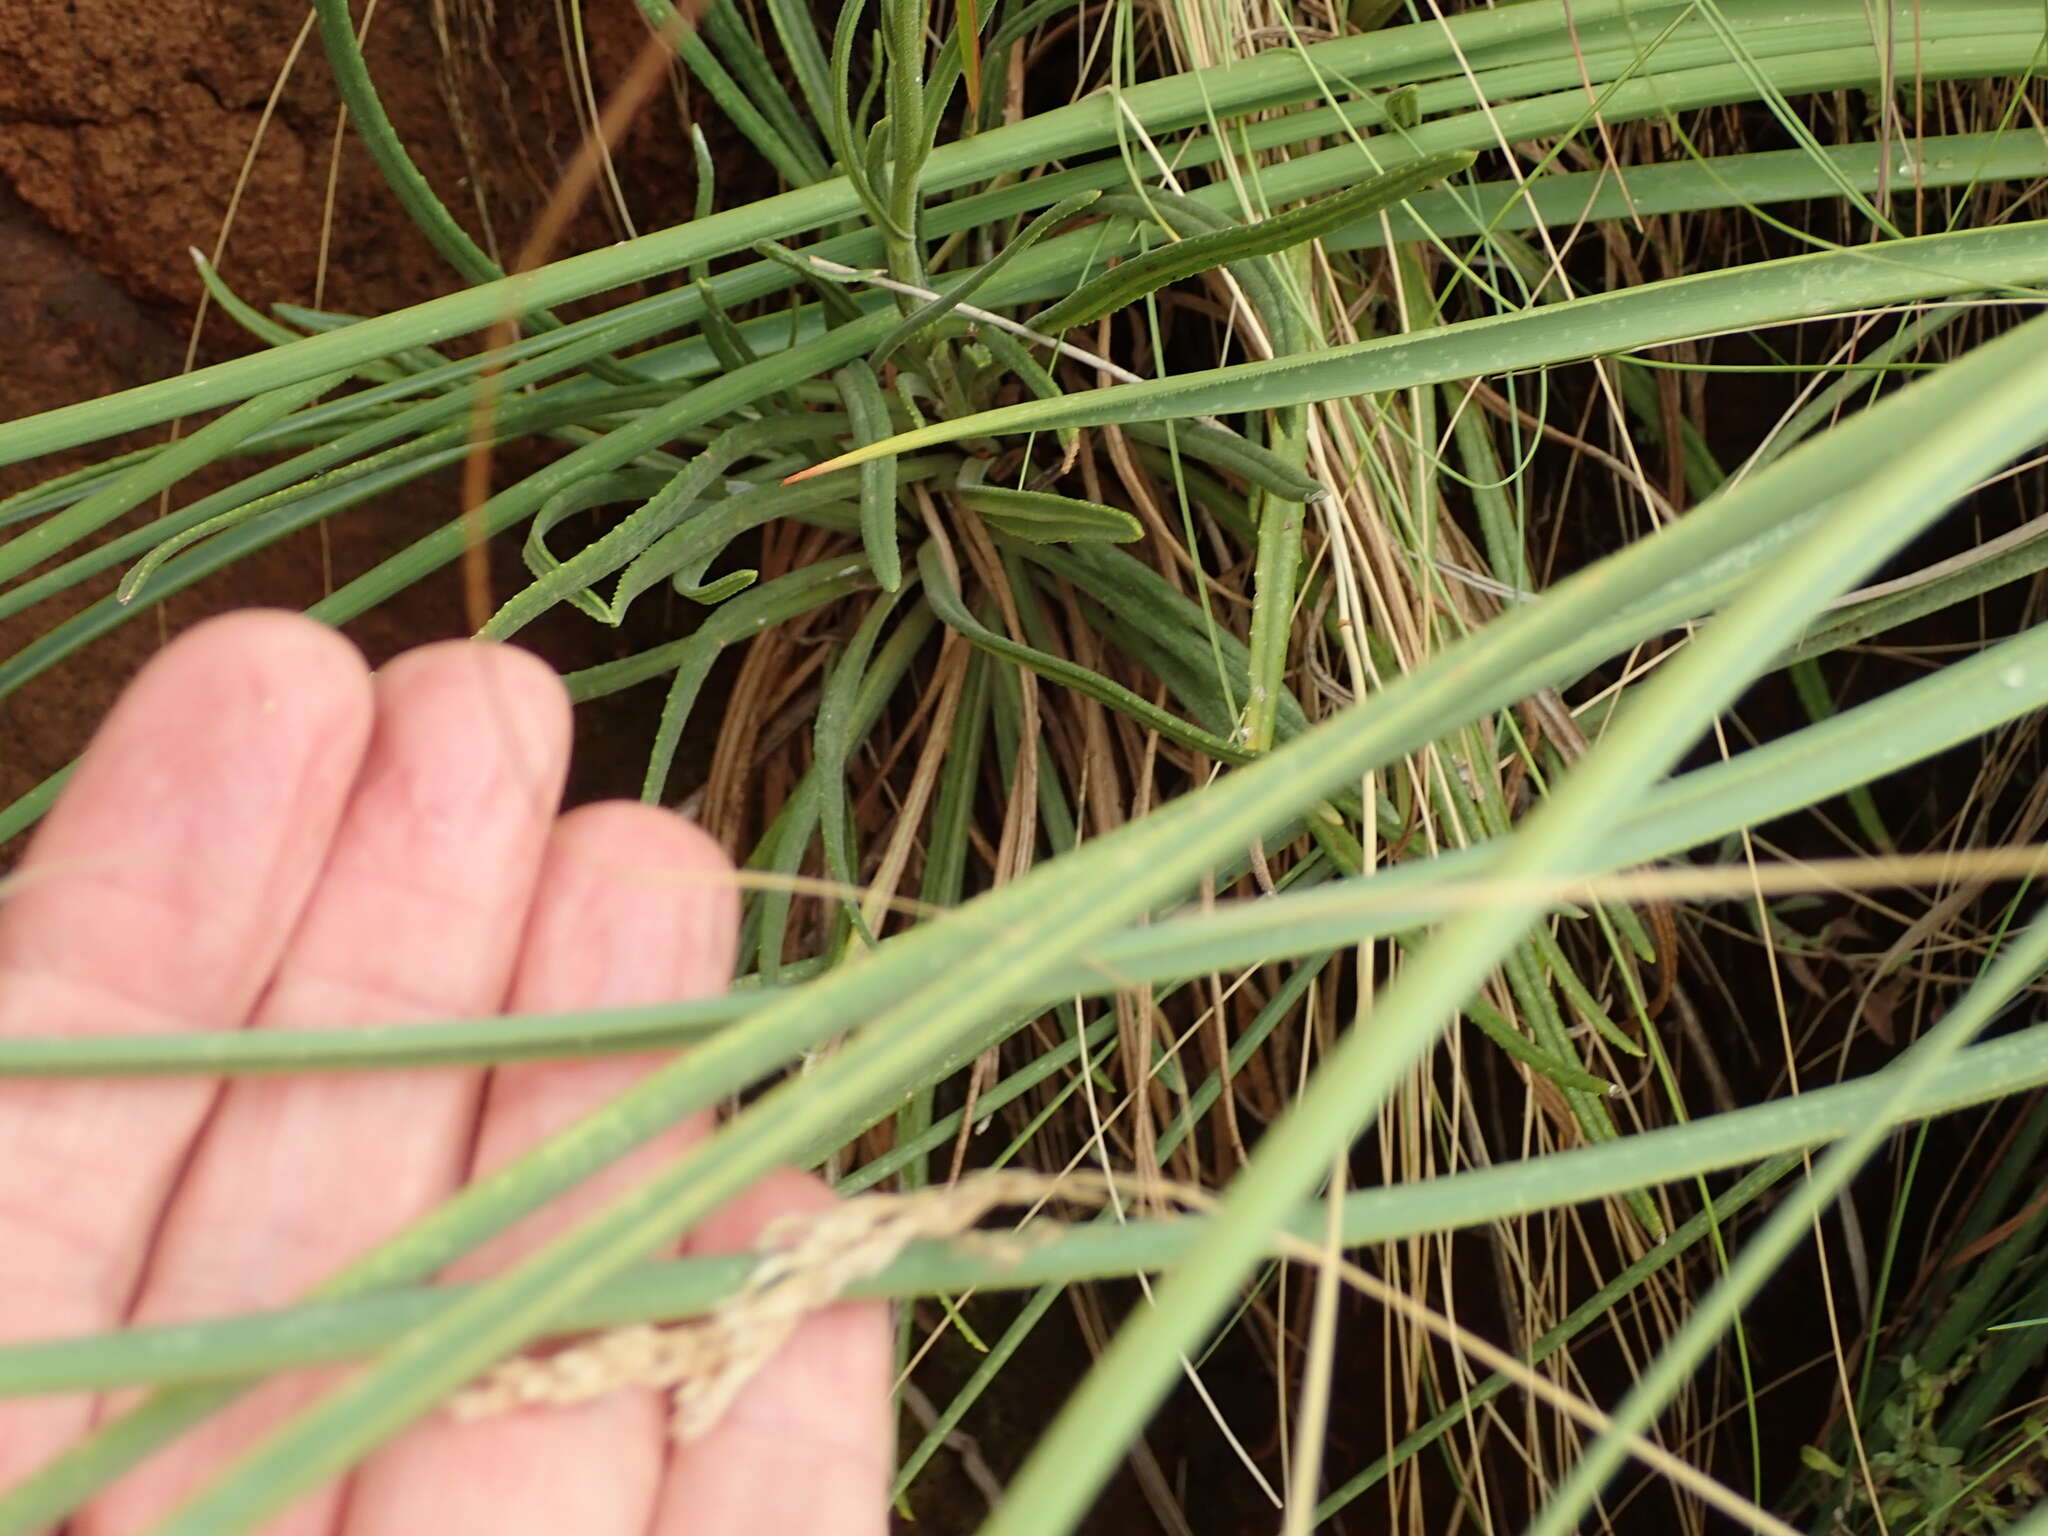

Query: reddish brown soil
<box><xmin>0</xmin><ymin>0</ymin><xmax>712</xmax><ymax>817</ymax></box>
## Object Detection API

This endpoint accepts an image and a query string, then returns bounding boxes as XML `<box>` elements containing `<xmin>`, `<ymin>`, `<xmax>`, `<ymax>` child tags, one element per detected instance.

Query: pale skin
<box><xmin>0</xmin><ymin>610</ymin><xmax>893</xmax><ymax>1534</ymax></box>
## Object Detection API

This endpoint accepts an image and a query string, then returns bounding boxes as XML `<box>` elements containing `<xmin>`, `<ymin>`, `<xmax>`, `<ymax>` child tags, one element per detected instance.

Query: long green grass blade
<box><xmin>835</xmin><ymin>360</ymin><xmax>903</xmax><ymax>588</ymax></box>
<box><xmin>799</xmin><ymin>222</ymin><xmax>2048</xmax><ymax>475</ymax></box>
<box><xmin>1030</xmin><ymin>152</ymin><xmax>1473</xmax><ymax>331</ymax></box>
<box><xmin>8</xmin><ymin>1026</ymin><xmax>2047</xmax><ymax>1401</ymax></box>
<box><xmin>0</xmin><ymin>371</ymin><xmax>348</xmax><ymax>588</ymax></box>
<box><xmin>12</xmin><ymin>0</ymin><xmax>2035</xmax><ymax>464</ymax></box>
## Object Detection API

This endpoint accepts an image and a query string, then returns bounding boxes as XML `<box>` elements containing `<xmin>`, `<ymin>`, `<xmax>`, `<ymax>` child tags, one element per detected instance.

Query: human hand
<box><xmin>0</xmin><ymin>611</ymin><xmax>891</xmax><ymax>1534</ymax></box>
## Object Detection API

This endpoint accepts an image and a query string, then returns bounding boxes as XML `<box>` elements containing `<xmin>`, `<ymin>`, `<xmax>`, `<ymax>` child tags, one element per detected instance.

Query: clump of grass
<box><xmin>3</xmin><ymin>0</ymin><xmax>2048</xmax><ymax>1530</ymax></box>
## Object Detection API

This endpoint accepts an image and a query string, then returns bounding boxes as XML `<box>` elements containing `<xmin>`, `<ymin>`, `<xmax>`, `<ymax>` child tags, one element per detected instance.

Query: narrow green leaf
<box><xmin>482</xmin><ymin>414</ymin><xmax>844</xmax><ymax>638</ymax></box>
<box><xmin>642</xmin><ymin>560</ymin><xmax>872</xmax><ymax>802</ymax></box>
<box><xmin>7</xmin><ymin>1035</ymin><xmax>2045</xmax><ymax>1402</ymax></box>
<box><xmin>311</xmin><ymin>0</ymin><xmax>645</xmax><ymax>390</ymax></box>
<box><xmin>871</xmin><ymin>190</ymin><xmax>1101</xmax><ymax>365</ymax></box>
<box><xmin>799</xmin><ymin>221</ymin><xmax>2048</xmax><ymax>477</ymax></box>
<box><xmin>670</xmin><ymin>568</ymin><xmax>759</xmax><ymax>605</ymax></box>
<box><xmin>1029</xmin><ymin>152</ymin><xmax>1474</xmax><ymax>332</ymax></box>
<box><xmin>609</xmin><ymin>454</ymin><xmax>941</xmax><ymax>614</ymax></box>
<box><xmin>0</xmin><ymin>371</ymin><xmax>349</xmax><ymax>590</ymax></box>
<box><xmin>629</xmin><ymin>0</ymin><xmax>830</xmax><ymax>187</ymax></box>
<box><xmin>816</xmin><ymin>583</ymin><xmax>913</xmax><ymax>928</ymax></box>
<box><xmin>919</xmin><ymin>542</ymin><xmax>1248</xmax><ymax>762</ymax></box>
<box><xmin>751</xmin><ymin>239</ymin><xmax>872</xmax><ymax>324</ymax></box>
<box><xmin>518</xmin><ymin>472</ymin><xmax>674</xmax><ymax>625</ymax></box>
<box><xmin>958</xmin><ymin>486</ymin><xmax>1143</xmax><ymax>544</ymax></box>
<box><xmin>190</xmin><ymin>252</ymin><xmax>316</xmax><ymax>354</ymax></box>
<box><xmin>311</xmin><ymin>0</ymin><xmax>505</xmax><ymax>289</ymax></box>
<box><xmin>1123</xmin><ymin>418</ymin><xmax>1328</xmax><ymax>503</ymax></box>
<box><xmin>698</xmin><ymin>0</ymin><xmax>834</xmax><ymax>182</ymax></box>
<box><xmin>835</xmin><ymin>361</ymin><xmax>903</xmax><ymax>588</ymax></box>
